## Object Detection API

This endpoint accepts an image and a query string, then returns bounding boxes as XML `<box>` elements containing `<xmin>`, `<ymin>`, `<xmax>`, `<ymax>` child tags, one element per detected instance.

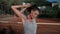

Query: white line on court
<box><xmin>18</xmin><ymin>22</ymin><xmax>60</xmax><ymax>25</ymax></box>
<box><xmin>37</xmin><ymin>23</ymin><xmax>60</xmax><ymax>25</ymax></box>
<box><xmin>0</xmin><ymin>21</ymin><xmax>60</xmax><ymax>25</ymax></box>
<box><xmin>0</xmin><ymin>21</ymin><xmax>8</xmax><ymax>22</ymax></box>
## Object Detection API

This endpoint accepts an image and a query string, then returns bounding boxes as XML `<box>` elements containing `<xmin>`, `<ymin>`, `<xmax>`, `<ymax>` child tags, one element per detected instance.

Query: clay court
<box><xmin>0</xmin><ymin>16</ymin><xmax>60</xmax><ymax>34</ymax></box>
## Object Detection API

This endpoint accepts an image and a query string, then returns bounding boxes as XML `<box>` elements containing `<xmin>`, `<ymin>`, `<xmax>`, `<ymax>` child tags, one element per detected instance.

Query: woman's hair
<box><xmin>24</xmin><ymin>4</ymin><xmax>41</xmax><ymax>16</ymax></box>
<box><xmin>27</xmin><ymin>4</ymin><xmax>40</xmax><ymax>14</ymax></box>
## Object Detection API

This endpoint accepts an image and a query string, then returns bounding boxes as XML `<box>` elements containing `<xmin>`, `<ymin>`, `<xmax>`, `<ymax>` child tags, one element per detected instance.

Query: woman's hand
<box><xmin>24</xmin><ymin>3</ymin><xmax>31</xmax><ymax>8</ymax></box>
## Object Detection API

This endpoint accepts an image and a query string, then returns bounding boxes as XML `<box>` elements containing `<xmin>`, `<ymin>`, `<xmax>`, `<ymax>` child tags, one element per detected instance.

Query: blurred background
<box><xmin>0</xmin><ymin>0</ymin><xmax>60</xmax><ymax>34</ymax></box>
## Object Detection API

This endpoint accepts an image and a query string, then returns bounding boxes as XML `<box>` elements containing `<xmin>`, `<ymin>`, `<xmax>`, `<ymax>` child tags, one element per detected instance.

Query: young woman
<box><xmin>11</xmin><ymin>3</ymin><xmax>40</xmax><ymax>34</ymax></box>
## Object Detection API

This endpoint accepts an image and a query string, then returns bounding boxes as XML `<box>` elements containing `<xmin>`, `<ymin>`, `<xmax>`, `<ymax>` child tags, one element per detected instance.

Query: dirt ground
<box><xmin>0</xmin><ymin>16</ymin><xmax>60</xmax><ymax>34</ymax></box>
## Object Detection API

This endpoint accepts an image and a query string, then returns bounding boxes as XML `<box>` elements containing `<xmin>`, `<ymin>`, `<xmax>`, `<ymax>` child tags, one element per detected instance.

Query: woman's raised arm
<box><xmin>11</xmin><ymin>5</ymin><xmax>27</xmax><ymax>23</ymax></box>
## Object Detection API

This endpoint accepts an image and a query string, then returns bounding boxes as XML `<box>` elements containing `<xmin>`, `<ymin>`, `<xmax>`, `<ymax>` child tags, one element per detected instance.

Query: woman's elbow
<box><xmin>11</xmin><ymin>6</ymin><xmax>15</xmax><ymax>9</ymax></box>
<box><xmin>11</xmin><ymin>6</ymin><xmax>16</xmax><ymax>10</ymax></box>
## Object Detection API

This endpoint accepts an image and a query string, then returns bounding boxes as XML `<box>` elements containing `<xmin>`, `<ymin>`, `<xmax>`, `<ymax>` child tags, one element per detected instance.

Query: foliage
<box><xmin>0</xmin><ymin>0</ymin><xmax>60</xmax><ymax>18</ymax></box>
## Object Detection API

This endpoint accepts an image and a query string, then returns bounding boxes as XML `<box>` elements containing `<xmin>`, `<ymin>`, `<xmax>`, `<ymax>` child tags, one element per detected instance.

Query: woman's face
<box><xmin>30</xmin><ymin>10</ymin><xmax>39</xmax><ymax>19</ymax></box>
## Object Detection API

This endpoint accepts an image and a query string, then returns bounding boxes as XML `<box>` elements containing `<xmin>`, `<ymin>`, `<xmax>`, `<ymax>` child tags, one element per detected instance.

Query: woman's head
<box><xmin>26</xmin><ymin>5</ymin><xmax>40</xmax><ymax>19</ymax></box>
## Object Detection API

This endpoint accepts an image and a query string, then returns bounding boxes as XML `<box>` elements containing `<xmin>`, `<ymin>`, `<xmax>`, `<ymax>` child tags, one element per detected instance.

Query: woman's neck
<box><xmin>27</xmin><ymin>15</ymin><xmax>33</xmax><ymax>20</ymax></box>
<box><xmin>28</xmin><ymin>14</ymin><xmax>32</xmax><ymax>19</ymax></box>
<box><xmin>27</xmin><ymin>14</ymin><xmax>33</xmax><ymax>22</ymax></box>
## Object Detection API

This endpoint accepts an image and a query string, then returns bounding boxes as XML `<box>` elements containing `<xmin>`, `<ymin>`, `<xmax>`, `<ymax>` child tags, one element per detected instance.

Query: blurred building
<box><xmin>52</xmin><ymin>2</ymin><xmax>60</xmax><ymax>8</ymax></box>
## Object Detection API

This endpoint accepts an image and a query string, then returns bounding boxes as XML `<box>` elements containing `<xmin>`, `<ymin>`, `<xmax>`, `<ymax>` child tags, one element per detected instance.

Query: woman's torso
<box><xmin>23</xmin><ymin>19</ymin><xmax>37</xmax><ymax>34</ymax></box>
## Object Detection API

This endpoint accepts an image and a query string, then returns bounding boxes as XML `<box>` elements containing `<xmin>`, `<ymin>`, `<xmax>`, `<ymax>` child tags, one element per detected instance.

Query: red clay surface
<box><xmin>0</xmin><ymin>23</ymin><xmax>60</xmax><ymax>34</ymax></box>
<box><xmin>12</xmin><ymin>16</ymin><xmax>60</xmax><ymax>23</ymax></box>
<box><xmin>0</xmin><ymin>16</ymin><xmax>60</xmax><ymax>34</ymax></box>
